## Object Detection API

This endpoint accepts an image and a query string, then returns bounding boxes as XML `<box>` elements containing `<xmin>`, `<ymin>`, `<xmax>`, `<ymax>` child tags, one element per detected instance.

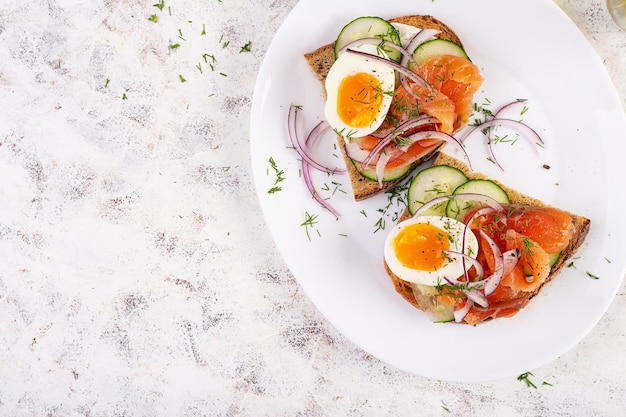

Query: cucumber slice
<box><xmin>446</xmin><ymin>179</ymin><xmax>510</xmax><ymax>221</ymax></box>
<box><xmin>524</xmin><ymin>252</ymin><xmax>563</xmax><ymax>277</ymax></box>
<box><xmin>352</xmin><ymin>159</ymin><xmax>412</xmax><ymax>182</ymax></box>
<box><xmin>411</xmin><ymin>283</ymin><xmax>455</xmax><ymax>323</ymax></box>
<box><xmin>412</xmin><ymin>38</ymin><xmax>469</xmax><ymax>66</ymax></box>
<box><xmin>548</xmin><ymin>251</ymin><xmax>561</xmax><ymax>268</ymax></box>
<box><xmin>407</xmin><ymin>165</ymin><xmax>469</xmax><ymax>216</ymax></box>
<box><xmin>334</xmin><ymin>16</ymin><xmax>402</xmax><ymax>62</ymax></box>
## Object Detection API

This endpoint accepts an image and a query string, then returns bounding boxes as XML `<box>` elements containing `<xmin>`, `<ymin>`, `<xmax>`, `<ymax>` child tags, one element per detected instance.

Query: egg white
<box><xmin>391</xmin><ymin>22</ymin><xmax>422</xmax><ymax>48</ymax></box>
<box><xmin>324</xmin><ymin>43</ymin><xmax>395</xmax><ymax>139</ymax></box>
<box><xmin>384</xmin><ymin>215</ymin><xmax>479</xmax><ymax>286</ymax></box>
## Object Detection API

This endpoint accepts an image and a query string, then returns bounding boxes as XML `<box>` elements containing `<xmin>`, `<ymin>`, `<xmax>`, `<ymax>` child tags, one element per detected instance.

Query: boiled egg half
<box><xmin>384</xmin><ymin>215</ymin><xmax>479</xmax><ymax>286</ymax></box>
<box><xmin>324</xmin><ymin>43</ymin><xmax>395</xmax><ymax>138</ymax></box>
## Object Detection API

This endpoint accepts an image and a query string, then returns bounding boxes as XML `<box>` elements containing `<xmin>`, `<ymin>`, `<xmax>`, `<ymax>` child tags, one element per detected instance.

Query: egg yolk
<box><xmin>393</xmin><ymin>223</ymin><xmax>451</xmax><ymax>271</ymax></box>
<box><xmin>337</xmin><ymin>72</ymin><xmax>384</xmax><ymax>128</ymax></box>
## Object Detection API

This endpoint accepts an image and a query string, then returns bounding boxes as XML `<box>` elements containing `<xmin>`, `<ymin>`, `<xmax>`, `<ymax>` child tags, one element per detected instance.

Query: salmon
<box><xmin>417</xmin><ymin>55</ymin><xmax>483</xmax><ymax>131</ymax></box>
<box><xmin>462</xmin><ymin>205</ymin><xmax>575</xmax><ymax>322</ymax></box>
<box><xmin>363</xmin><ymin>54</ymin><xmax>483</xmax><ymax>176</ymax></box>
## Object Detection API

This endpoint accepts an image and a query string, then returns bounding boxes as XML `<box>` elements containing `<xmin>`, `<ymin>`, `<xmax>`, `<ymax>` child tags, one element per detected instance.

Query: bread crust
<box><xmin>303</xmin><ymin>15</ymin><xmax>465</xmax><ymax>201</ymax></box>
<box><xmin>386</xmin><ymin>152</ymin><xmax>591</xmax><ymax>322</ymax></box>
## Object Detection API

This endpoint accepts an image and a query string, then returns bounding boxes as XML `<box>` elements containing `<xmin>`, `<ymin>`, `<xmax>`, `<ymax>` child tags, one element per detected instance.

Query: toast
<box><xmin>304</xmin><ymin>15</ymin><xmax>467</xmax><ymax>201</ymax></box>
<box><xmin>385</xmin><ymin>152</ymin><xmax>591</xmax><ymax>323</ymax></box>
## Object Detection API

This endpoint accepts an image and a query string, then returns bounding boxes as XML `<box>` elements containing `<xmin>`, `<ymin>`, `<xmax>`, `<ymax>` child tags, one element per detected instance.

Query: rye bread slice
<box><xmin>385</xmin><ymin>152</ymin><xmax>591</xmax><ymax>318</ymax></box>
<box><xmin>304</xmin><ymin>15</ymin><xmax>465</xmax><ymax>201</ymax></box>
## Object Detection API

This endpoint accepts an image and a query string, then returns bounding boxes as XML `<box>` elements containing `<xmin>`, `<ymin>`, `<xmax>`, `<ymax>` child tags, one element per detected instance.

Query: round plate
<box><xmin>250</xmin><ymin>0</ymin><xmax>626</xmax><ymax>382</ymax></box>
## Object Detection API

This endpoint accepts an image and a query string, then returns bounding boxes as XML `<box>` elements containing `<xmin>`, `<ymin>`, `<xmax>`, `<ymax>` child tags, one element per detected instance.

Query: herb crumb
<box><xmin>240</xmin><ymin>41</ymin><xmax>252</xmax><ymax>53</ymax></box>
<box><xmin>517</xmin><ymin>372</ymin><xmax>537</xmax><ymax>388</ymax></box>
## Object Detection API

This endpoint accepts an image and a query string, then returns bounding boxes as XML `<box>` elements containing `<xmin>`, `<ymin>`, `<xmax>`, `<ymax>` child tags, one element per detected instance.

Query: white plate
<box><xmin>250</xmin><ymin>0</ymin><xmax>626</xmax><ymax>382</ymax></box>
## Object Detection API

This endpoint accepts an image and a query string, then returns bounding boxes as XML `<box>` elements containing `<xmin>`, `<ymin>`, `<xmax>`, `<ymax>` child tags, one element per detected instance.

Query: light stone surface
<box><xmin>0</xmin><ymin>0</ymin><xmax>624</xmax><ymax>416</ymax></box>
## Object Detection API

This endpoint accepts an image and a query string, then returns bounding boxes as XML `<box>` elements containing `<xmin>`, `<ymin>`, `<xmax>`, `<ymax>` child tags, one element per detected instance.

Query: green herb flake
<box><xmin>239</xmin><ymin>41</ymin><xmax>252</xmax><ymax>53</ymax></box>
<box><xmin>122</xmin><ymin>92</ymin><xmax>128</xmax><ymax>100</ymax></box>
<box><xmin>219</xmin><ymin>34</ymin><xmax>229</xmax><ymax>48</ymax></box>
<box><xmin>148</xmin><ymin>14</ymin><xmax>158</xmax><ymax>23</ymax></box>
<box><xmin>170</xmin><ymin>43</ymin><xmax>180</xmax><ymax>49</ymax></box>
<box><xmin>179</xmin><ymin>74</ymin><xmax>187</xmax><ymax>83</ymax></box>
<box><xmin>517</xmin><ymin>372</ymin><xmax>537</xmax><ymax>389</ymax></box>
<box><xmin>586</xmin><ymin>271</ymin><xmax>600</xmax><ymax>280</ymax></box>
<box><xmin>301</xmin><ymin>211</ymin><xmax>320</xmax><ymax>241</ymax></box>
<box><xmin>104</xmin><ymin>78</ymin><xmax>110</xmax><ymax>88</ymax></box>
<box><xmin>267</xmin><ymin>157</ymin><xmax>285</xmax><ymax>194</ymax></box>
<box><xmin>441</xmin><ymin>401</ymin><xmax>450</xmax><ymax>413</ymax></box>
<box><xmin>153</xmin><ymin>0</ymin><xmax>165</xmax><ymax>11</ymax></box>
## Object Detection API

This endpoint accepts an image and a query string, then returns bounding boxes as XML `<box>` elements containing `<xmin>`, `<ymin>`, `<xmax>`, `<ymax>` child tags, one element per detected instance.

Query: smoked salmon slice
<box><xmin>417</xmin><ymin>54</ymin><xmax>483</xmax><ymax>131</ymax></box>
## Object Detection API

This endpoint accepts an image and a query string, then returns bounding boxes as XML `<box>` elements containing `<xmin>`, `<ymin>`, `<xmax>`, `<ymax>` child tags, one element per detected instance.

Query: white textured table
<box><xmin>0</xmin><ymin>1</ymin><xmax>624</xmax><ymax>416</ymax></box>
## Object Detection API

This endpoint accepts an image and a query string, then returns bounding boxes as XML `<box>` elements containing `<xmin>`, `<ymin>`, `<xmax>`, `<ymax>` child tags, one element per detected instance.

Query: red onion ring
<box><xmin>454</xmin><ymin>299</ymin><xmax>473</xmax><ymax>323</ymax></box>
<box><xmin>399</xmin><ymin>29</ymin><xmax>440</xmax><ymax>98</ymax></box>
<box><xmin>305</xmin><ymin>120</ymin><xmax>347</xmax><ymax>174</ymax></box>
<box><xmin>363</xmin><ymin>115</ymin><xmax>439</xmax><ymax>166</ymax></box>
<box><xmin>412</xmin><ymin>193</ymin><xmax>505</xmax><ymax>218</ymax></box>
<box><xmin>443</xmin><ymin>251</ymin><xmax>485</xmax><ymax>283</ymax></box>
<box><xmin>375</xmin><ymin>150</ymin><xmax>393</xmax><ymax>188</ymax></box>
<box><xmin>402</xmin><ymin>28</ymin><xmax>441</xmax><ymax>63</ymax></box>
<box><xmin>336</xmin><ymin>38</ymin><xmax>414</xmax><ymax>63</ymax></box>
<box><xmin>396</xmin><ymin>130</ymin><xmax>473</xmax><ymax>170</ymax></box>
<box><xmin>345</xmin><ymin>48</ymin><xmax>433</xmax><ymax>93</ymax></box>
<box><xmin>301</xmin><ymin>158</ymin><xmax>341</xmax><ymax>218</ymax></box>
<box><xmin>288</xmin><ymin>104</ymin><xmax>343</xmax><ymax>218</ymax></box>
<box><xmin>288</xmin><ymin>105</ymin><xmax>345</xmax><ymax>174</ymax></box>
<box><xmin>460</xmin><ymin>117</ymin><xmax>544</xmax><ymax>171</ymax></box>
<box><xmin>479</xmin><ymin>230</ymin><xmax>505</xmax><ymax>296</ymax></box>
<box><xmin>464</xmin><ymin>206</ymin><xmax>505</xmax><ymax>228</ymax></box>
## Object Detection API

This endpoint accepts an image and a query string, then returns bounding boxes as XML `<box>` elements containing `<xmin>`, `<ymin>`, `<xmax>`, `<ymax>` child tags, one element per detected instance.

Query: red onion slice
<box><xmin>345</xmin><ymin>48</ymin><xmax>433</xmax><ymax>93</ymax></box>
<box><xmin>454</xmin><ymin>299</ymin><xmax>473</xmax><ymax>323</ymax></box>
<box><xmin>288</xmin><ymin>104</ymin><xmax>343</xmax><ymax>218</ymax></box>
<box><xmin>479</xmin><ymin>231</ymin><xmax>505</xmax><ymax>296</ymax></box>
<box><xmin>403</xmin><ymin>29</ymin><xmax>441</xmax><ymax>62</ymax></box>
<box><xmin>412</xmin><ymin>193</ymin><xmax>505</xmax><ymax>218</ymax></box>
<box><xmin>375</xmin><ymin>150</ymin><xmax>393</xmax><ymax>188</ymax></box>
<box><xmin>288</xmin><ymin>105</ymin><xmax>345</xmax><ymax>174</ymax></box>
<box><xmin>399</xmin><ymin>29</ymin><xmax>440</xmax><ymax>98</ymax></box>
<box><xmin>366</xmin><ymin>128</ymin><xmax>468</xmax><ymax>184</ymax></box>
<box><xmin>443</xmin><ymin>251</ymin><xmax>485</xmax><ymax>282</ymax></box>
<box><xmin>502</xmin><ymin>248</ymin><xmax>521</xmax><ymax>275</ymax></box>
<box><xmin>363</xmin><ymin>115</ymin><xmax>439</xmax><ymax>167</ymax></box>
<box><xmin>305</xmin><ymin>120</ymin><xmax>347</xmax><ymax>174</ymax></box>
<box><xmin>494</xmin><ymin>98</ymin><xmax>529</xmax><ymax>119</ymax></box>
<box><xmin>397</xmin><ymin>130</ymin><xmax>473</xmax><ymax>170</ymax></box>
<box><xmin>337</xmin><ymin>38</ymin><xmax>414</xmax><ymax>63</ymax></box>
<box><xmin>460</xmin><ymin>117</ymin><xmax>544</xmax><ymax>171</ymax></box>
<box><xmin>465</xmin><ymin>288</ymin><xmax>489</xmax><ymax>308</ymax></box>
<box><xmin>301</xmin><ymin>158</ymin><xmax>341</xmax><ymax>218</ymax></box>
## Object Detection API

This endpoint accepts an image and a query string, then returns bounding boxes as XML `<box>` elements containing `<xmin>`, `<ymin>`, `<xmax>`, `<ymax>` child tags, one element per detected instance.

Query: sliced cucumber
<box><xmin>548</xmin><ymin>251</ymin><xmax>561</xmax><ymax>268</ymax></box>
<box><xmin>412</xmin><ymin>38</ymin><xmax>469</xmax><ymax>66</ymax></box>
<box><xmin>411</xmin><ymin>283</ymin><xmax>455</xmax><ymax>323</ymax></box>
<box><xmin>524</xmin><ymin>251</ymin><xmax>563</xmax><ymax>277</ymax></box>
<box><xmin>353</xmin><ymin>159</ymin><xmax>412</xmax><ymax>182</ymax></box>
<box><xmin>334</xmin><ymin>16</ymin><xmax>402</xmax><ymax>62</ymax></box>
<box><xmin>445</xmin><ymin>179</ymin><xmax>510</xmax><ymax>221</ymax></box>
<box><xmin>407</xmin><ymin>165</ymin><xmax>468</xmax><ymax>216</ymax></box>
